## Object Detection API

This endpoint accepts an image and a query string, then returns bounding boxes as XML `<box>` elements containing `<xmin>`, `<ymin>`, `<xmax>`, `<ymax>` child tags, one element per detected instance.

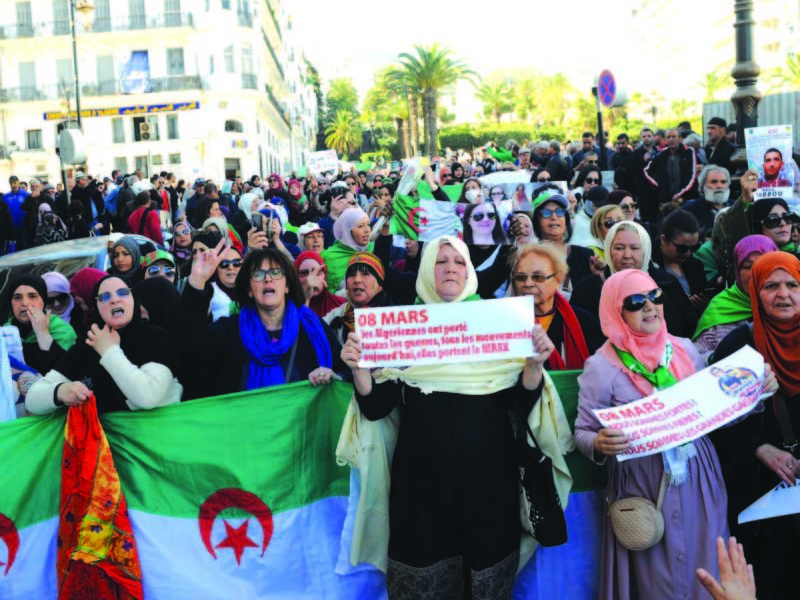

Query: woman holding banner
<box><xmin>508</xmin><ymin>242</ymin><xmax>604</xmax><ymax>370</ymax></box>
<box><xmin>574</xmin><ymin>268</ymin><xmax>735</xmax><ymax>600</ymax></box>
<box><xmin>711</xmin><ymin>251</ymin><xmax>800</xmax><ymax>599</ymax></box>
<box><xmin>341</xmin><ymin>235</ymin><xmax>555</xmax><ymax>600</ymax></box>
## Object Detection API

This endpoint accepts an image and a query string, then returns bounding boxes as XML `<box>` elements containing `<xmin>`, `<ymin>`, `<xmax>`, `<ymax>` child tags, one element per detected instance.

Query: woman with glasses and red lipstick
<box><xmin>508</xmin><ymin>242</ymin><xmax>604</xmax><ymax>370</ymax></box>
<box><xmin>26</xmin><ymin>275</ymin><xmax>182</xmax><ymax>414</ymax></box>
<box><xmin>175</xmin><ymin>241</ymin><xmax>348</xmax><ymax>397</ymax></box>
<box><xmin>575</xmin><ymin>269</ymin><xmax>738</xmax><ymax>600</ymax></box>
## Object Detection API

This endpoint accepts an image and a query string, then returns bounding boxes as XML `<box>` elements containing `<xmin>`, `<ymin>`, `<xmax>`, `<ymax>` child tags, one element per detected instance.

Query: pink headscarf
<box><xmin>287</xmin><ymin>179</ymin><xmax>303</xmax><ymax>201</ymax></box>
<box><xmin>597</xmin><ymin>269</ymin><xmax>696</xmax><ymax>395</ymax></box>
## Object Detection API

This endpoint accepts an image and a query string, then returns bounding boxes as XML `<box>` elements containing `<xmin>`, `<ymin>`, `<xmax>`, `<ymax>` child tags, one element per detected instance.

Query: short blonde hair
<box><xmin>509</xmin><ymin>241</ymin><xmax>569</xmax><ymax>288</ymax></box>
<box><xmin>590</xmin><ymin>205</ymin><xmax>624</xmax><ymax>241</ymax></box>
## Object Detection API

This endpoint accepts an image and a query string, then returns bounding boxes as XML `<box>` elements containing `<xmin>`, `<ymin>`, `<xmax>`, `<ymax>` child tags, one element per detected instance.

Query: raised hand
<box><xmin>86</xmin><ymin>323</ymin><xmax>121</xmax><ymax>357</ymax></box>
<box><xmin>189</xmin><ymin>238</ymin><xmax>225</xmax><ymax>290</ymax></box>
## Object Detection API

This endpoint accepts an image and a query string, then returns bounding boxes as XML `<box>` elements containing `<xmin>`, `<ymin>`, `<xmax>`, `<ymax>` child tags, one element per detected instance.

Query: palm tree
<box><xmin>384</xmin><ymin>66</ymin><xmax>420</xmax><ymax>156</ymax></box>
<box><xmin>474</xmin><ymin>81</ymin><xmax>513</xmax><ymax>123</ymax></box>
<box><xmin>363</xmin><ymin>67</ymin><xmax>411</xmax><ymax>158</ymax></box>
<box><xmin>512</xmin><ymin>78</ymin><xmax>537</xmax><ymax>122</ymax></box>
<box><xmin>325</xmin><ymin>110</ymin><xmax>362</xmax><ymax>158</ymax></box>
<box><xmin>398</xmin><ymin>44</ymin><xmax>477</xmax><ymax>157</ymax></box>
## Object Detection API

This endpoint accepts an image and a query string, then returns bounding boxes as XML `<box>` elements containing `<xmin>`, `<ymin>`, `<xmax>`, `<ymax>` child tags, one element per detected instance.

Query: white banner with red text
<box><xmin>593</xmin><ymin>346</ymin><xmax>765</xmax><ymax>462</ymax></box>
<box><xmin>354</xmin><ymin>297</ymin><xmax>535</xmax><ymax>368</ymax></box>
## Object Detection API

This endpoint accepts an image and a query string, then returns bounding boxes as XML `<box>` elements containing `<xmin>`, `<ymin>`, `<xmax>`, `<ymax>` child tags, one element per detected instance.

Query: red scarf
<box><xmin>58</xmin><ymin>396</ymin><xmax>143</xmax><ymax>599</ymax></box>
<box><xmin>309</xmin><ymin>290</ymin><xmax>347</xmax><ymax>318</ymax></box>
<box><xmin>546</xmin><ymin>293</ymin><xmax>591</xmax><ymax>370</ymax></box>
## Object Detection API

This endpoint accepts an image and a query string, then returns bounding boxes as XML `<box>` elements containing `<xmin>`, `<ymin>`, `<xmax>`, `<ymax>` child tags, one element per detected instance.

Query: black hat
<box><xmin>708</xmin><ymin>117</ymin><xmax>727</xmax><ymax>128</ymax></box>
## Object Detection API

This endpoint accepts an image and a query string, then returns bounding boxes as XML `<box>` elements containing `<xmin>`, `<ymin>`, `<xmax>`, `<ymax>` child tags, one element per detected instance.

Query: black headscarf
<box><xmin>7</xmin><ymin>274</ymin><xmax>48</xmax><ymax>335</ymax></box>
<box><xmin>132</xmin><ymin>277</ymin><xmax>181</xmax><ymax>332</ymax></box>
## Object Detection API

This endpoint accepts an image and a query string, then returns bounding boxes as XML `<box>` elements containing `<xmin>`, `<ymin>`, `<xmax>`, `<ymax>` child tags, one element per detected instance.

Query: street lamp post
<box><xmin>730</xmin><ymin>0</ymin><xmax>761</xmax><ymax>145</ymax></box>
<box><xmin>68</xmin><ymin>0</ymin><xmax>94</xmax><ymax>129</ymax></box>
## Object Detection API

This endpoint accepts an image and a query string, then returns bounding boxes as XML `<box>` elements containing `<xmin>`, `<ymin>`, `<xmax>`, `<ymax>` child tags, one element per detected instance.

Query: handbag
<box><xmin>608</xmin><ymin>473</ymin><xmax>668</xmax><ymax>551</ymax></box>
<box><xmin>515</xmin><ymin>406</ymin><xmax>568</xmax><ymax>547</ymax></box>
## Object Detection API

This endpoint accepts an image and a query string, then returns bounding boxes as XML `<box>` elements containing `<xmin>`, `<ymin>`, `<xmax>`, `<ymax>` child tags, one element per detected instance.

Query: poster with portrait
<box><xmin>417</xmin><ymin>199</ymin><xmax>514</xmax><ymax>244</ymax></box>
<box><xmin>745</xmin><ymin>125</ymin><xmax>795</xmax><ymax>200</ymax></box>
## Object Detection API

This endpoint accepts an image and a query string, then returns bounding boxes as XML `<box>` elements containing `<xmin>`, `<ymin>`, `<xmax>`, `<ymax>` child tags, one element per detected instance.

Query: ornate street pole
<box><xmin>730</xmin><ymin>0</ymin><xmax>761</xmax><ymax>148</ymax></box>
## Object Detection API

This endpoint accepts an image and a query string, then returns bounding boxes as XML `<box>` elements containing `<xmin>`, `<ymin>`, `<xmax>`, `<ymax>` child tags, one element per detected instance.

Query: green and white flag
<box><xmin>0</xmin><ymin>382</ymin><xmax>386</xmax><ymax>599</ymax></box>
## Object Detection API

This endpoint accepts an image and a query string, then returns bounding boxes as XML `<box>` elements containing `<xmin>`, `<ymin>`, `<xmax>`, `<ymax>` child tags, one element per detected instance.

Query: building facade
<box><xmin>0</xmin><ymin>0</ymin><xmax>317</xmax><ymax>184</ymax></box>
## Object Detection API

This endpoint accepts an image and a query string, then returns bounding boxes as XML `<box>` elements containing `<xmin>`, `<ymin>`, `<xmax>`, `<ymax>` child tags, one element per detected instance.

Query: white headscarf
<box><xmin>333</xmin><ymin>207</ymin><xmax>370</xmax><ymax>251</ymax></box>
<box><xmin>604</xmin><ymin>221</ymin><xmax>652</xmax><ymax>273</ymax></box>
<box><xmin>415</xmin><ymin>236</ymin><xmax>478</xmax><ymax>304</ymax></box>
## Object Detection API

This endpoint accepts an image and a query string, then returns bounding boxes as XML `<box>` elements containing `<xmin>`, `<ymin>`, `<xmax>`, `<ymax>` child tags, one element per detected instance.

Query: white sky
<box><xmin>289</xmin><ymin>0</ymin><xmax>631</xmax><ymax>106</ymax></box>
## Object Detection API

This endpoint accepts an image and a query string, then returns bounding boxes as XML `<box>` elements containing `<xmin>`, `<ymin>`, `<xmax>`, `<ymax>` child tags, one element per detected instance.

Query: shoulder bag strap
<box><xmin>283</xmin><ymin>336</ymin><xmax>299</xmax><ymax>383</ymax></box>
<box><xmin>774</xmin><ymin>392</ymin><xmax>798</xmax><ymax>456</ymax></box>
<box><xmin>655</xmin><ymin>472</ymin><xmax>669</xmax><ymax>511</ymax></box>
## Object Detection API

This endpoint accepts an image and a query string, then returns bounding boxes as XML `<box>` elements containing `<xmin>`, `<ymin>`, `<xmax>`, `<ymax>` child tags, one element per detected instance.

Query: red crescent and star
<box><xmin>198</xmin><ymin>488</ymin><xmax>273</xmax><ymax>566</ymax></box>
<box><xmin>0</xmin><ymin>512</ymin><xmax>20</xmax><ymax>575</ymax></box>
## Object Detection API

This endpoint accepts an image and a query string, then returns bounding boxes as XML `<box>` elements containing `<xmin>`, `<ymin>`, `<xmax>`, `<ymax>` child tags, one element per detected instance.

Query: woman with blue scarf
<box><xmin>174</xmin><ymin>238</ymin><xmax>347</xmax><ymax>399</ymax></box>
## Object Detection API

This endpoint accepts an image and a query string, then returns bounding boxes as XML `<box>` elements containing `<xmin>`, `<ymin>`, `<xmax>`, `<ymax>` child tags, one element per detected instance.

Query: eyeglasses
<box><xmin>669</xmin><ymin>239</ymin><xmax>702</xmax><ymax>254</ymax></box>
<box><xmin>146</xmin><ymin>265</ymin><xmax>176</xmax><ymax>277</ymax></box>
<box><xmin>762</xmin><ymin>214</ymin><xmax>797</xmax><ymax>229</ymax></box>
<box><xmin>604</xmin><ymin>219</ymin><xmax>622</xmax><ymax>229</ymax></box>
<box><xmin>540</xmin><ymin>208</ymin><xmax>566</xmax><ymax>219</ymax></box>
<box><xmin>512</xmin><ymin>272</ymin><xmax>558</xmax><ymax>284</ymax></box>
<box><xmin>251</xmin><ymin>267</ymin><xmax>284</xmax><ymax>281</ymax></box>
<box><xmin>218</xmin><ymin>259</ymin><xmax>242</xmax><ymax>270</ymax></box>
<box><xmin>490</xmin><ymin>191</ymin><xmax>505</xmax><ymax>197</ymax></box>
<box><xmin>174</xmin><ymin>228</ymin><xmax>191</xmax><ymax>236</ymax></box>
<box><xmin>585</xmin><ymin>160</ymin><xmax>598</xmax><ymax>165</ymax></box>
<box><xmin>585</xmin><ymin>177</ymin><xmax>600</xmax><ymax>184</ymax></box>
<box><xmin>622</xmin><ymin>288</ymin><xmax>664</xmax><ymax>312</ymax></box>
<box><xmin>537</xmin><ymin>177</ymin><xmax>551</xmax><ymax>182</ymax></box>
<box><xmin>268</xmin><ymin>178</ymin><xmax>278</xmax><ymax>183</ymax></box>
<box><xmin>191</xmin><ymin>248</ymin><xmax>207</xmax><ymax>256</ymax></box>
<box><xmin>619</xmin><ymin>203</ymin><xmax>637</xmax><ymax>211</ymax></box>
<box><xmin>46</xmin><ymin>293</ymin><xmax>70</xmax><ymax>306</ymax></box>
<box><xmin>471</xmin><ymin>212</ymin><xmax>497</xmax><ymax>222</ymax></box>
<box><xmin>96</xmin><ymin>288</ymin><xmax>131</xmax><ymax>303</ymax></box>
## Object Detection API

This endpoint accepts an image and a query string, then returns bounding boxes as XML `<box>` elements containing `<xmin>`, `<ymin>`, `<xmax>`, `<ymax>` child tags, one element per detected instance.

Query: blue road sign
<box><xmin>598</xmin><ymin>70</ymin><xmax>616</xmax><ymax>108</ymax></box>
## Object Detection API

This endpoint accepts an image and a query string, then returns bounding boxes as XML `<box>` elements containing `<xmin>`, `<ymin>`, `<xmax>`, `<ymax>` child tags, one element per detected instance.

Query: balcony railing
<box><xmin>0</xmin><ymin>13</ymin><xmax>194</xmax><ymax>39</ymax></box>
<box><xmin>260</xmin><ymin>28</ymin><xmax>285</xmax><ymax>80</ymax></box>
<box><xmin>0</xmin><ymin>75</ymin><xmax>203</xmax><ymax>104</ymax></box>
<box><xmin>92</xmin><ymin>13</ymin><xmax>194</xmax><ymax>33</ymax></box>
<box><xmin>241</xmin><ymin>73</ymin><xmax>258</xmax><ymax>90</ymax></box>
<box><xmin>264</xmin><ymin>84</ymin><xmax>290</xmax><ymax>128</ymax></box>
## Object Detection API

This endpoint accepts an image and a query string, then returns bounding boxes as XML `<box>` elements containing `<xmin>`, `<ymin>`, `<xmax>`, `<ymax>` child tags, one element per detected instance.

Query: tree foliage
<box><xmin>323</xmin><ymin>78</ymin><xmax>360</xmax><ymax>128</ymax></box>
<box><xmin>325</xmin><ymin>110</ymin><xmax>363</xmax><ymax>158</ymax></box>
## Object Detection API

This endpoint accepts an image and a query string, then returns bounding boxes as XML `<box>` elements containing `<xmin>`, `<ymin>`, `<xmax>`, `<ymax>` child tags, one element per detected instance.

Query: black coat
<box><xmin>610</xmin><ymin>148</ymin><xmax>637</xmax><ymax>194</ymax></box>
<box><xmin>705</xmin><ymin>137</ymin><xmax>736</xmax><ymax>172</ymax></box>
<box><xmin>70</xmin><ymin>182</ymin><xmax>105</xmax><ymax>223</ymax></box>
<box><xmin>570</xmin><ymin>264</ymin><xmax>699</xmax><ymax>338</ymax></box>
<box><xmin>174</xmin><ymin>283</ymin><xmax>349</xmax><ymax>399</ymax></box>
<box><xmin>643</xmin><ymin>144</ymin><xmax>698</xmax><ymax>204</ymax></box>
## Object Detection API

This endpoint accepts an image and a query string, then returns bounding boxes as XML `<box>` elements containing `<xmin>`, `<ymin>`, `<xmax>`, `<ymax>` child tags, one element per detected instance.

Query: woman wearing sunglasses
<box><xmin>175</xmin><ymin>240</ymin><xmax>348</xmax><ymax>399</ymax></box>
<box><xmin>340</xmin><ymin>236</ymin><xmax>555</xmax><ymax>599</ymax></box>
<box><xmin>751</xmin><ymin>198</ymin><xmax>798</xmax><ymax>254</ymax></box>
<box><xmin>711</xmin><ymin>251</ymin><xmax>800</xmax><ymax>598</ymax></box>
<box><xmin>605</xmin><ymin>189</ymin><xmax>638</xmax><ymax>223</ymax></box>
<box><xmin>26</xmin><ymin>276</ymin><xmax>182</xmax><ymax>414</ymax></box>
<box><xmin>531</xmin><ymin>192</ymin><xmax>599</xmax><ymax>299</ymax></box>
<box><xmin>142</xmin><ymin>250</ymin><xmax>177</xmax><ymax>286</ymax></box>
<box><xmin>42</xmin><ymin>271</ymin><xmax>76</xmax><ymax>324</ymax></box>
<box><xmin>462</xmin><ymin>202</ymin><xmax>507</xmax><ymax>246</ymax></box>
<box><xmin>209</xmin><ymin>245</ymin><xmax>243</xmax><ymax>321</ymax></box>
<box><xmin>508</xmin><ymin>242</ymin><xmax>604</xmax><ymax>370</ymax></box>
<box><xmin>575</xmin><ymin>268</ymin><xmax>733</xmax><ymax>600</ymax></box>
<box><xmin>170</xmin><ymin>220</ymin><xmax>194</xmax><ymax>272</ymax></box>
<box><xmin>588</xmin><ymin>205</ymin><xmax>625</xmax><ymax>262</ymax></box>
<box><xmin>653</xmin><ymin>209</ymin><xmax>709</xmax><ymax>313</ymax></box>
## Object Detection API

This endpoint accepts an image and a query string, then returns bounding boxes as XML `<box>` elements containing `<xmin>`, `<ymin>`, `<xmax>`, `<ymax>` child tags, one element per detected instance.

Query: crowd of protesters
<box><xmin>1</xmin><ymin>115</ymin><xmax>799</xmax><ymax>600</ymax></box>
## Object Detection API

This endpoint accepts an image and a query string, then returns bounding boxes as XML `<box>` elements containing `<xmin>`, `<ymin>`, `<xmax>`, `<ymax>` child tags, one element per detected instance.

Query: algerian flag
<box><xmin>389</xmin><ymin>193</ymin><xmax>419</xmax><ymax>240</ymax></box>
<box><xmin>0</xmin><ymin>382</ymin><xmax>386</xmax><ymax>599</ymax></box>
<box><xmin>417</xmin><ymin>181</ymin><xmax>463</xmax><ymax>202</ymax></box>
<box><xmin>419</xmin><ymin>199</ymin><xmax>462</xmax><ymax>242</ymax></box>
